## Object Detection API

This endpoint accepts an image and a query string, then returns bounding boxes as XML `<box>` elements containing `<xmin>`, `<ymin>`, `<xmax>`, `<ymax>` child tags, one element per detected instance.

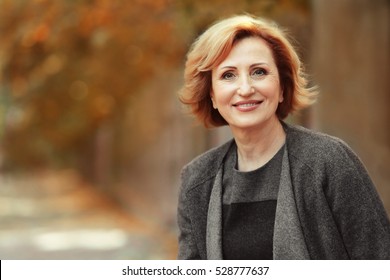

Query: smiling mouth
<box><xmin>233</xmin><ymin>101</ymin><xmax>262</xmax><ymax>107</ymax></box>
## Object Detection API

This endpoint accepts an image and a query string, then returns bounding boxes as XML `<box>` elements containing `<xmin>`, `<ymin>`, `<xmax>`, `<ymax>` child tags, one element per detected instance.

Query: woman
<box><xmin>177</xmin><ymin>15</ymin><xmax>390</xmax><ymax>259</ymax></box>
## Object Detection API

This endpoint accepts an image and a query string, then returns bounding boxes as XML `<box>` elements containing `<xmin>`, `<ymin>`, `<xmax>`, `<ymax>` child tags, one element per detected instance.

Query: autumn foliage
<box><xmin>0</xmin><ymin>0</ymin><xmax>184</xmax><ymax>169</ymax></box>
<box><xmin>0</xmin><ymin>0</ymin><xmax>309</xmax><ymax>175</ymax></box>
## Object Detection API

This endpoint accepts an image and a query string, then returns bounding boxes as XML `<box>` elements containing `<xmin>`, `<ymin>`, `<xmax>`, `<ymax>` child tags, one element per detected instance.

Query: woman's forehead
<box><xmin>216</xmin><ymin>37</ymin><xmax>275</xmax><ymax>69</ymax></box>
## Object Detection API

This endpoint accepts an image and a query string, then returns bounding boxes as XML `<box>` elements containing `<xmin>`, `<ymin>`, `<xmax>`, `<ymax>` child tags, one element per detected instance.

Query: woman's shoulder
<box><xmin>181</xmin><ymin>139</ymin><xmax>233</xmax><ymax>190</ymax></box>
<box><xmin>284</xmin><ymin>122</ymin><xmax>361</xmax><ymax>168</ymax></box>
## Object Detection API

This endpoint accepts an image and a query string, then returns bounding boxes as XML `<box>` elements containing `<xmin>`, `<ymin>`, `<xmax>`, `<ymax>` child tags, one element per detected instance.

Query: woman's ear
<box><xmin>210</xmin><ymin>91</ymin><xmax>217</xmax><ymax>109</ymax></box>
<box><xmin>279</xmin><ymin>89</ymin><xmax>284</xmax><ymax>103</ymax></box>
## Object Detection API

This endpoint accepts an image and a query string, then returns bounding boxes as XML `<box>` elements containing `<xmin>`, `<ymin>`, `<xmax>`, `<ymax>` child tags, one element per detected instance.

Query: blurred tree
<box><xmin>0</xmin><ymin>0</ymin><xmax>183</xmax><ymax>173</ymax></box>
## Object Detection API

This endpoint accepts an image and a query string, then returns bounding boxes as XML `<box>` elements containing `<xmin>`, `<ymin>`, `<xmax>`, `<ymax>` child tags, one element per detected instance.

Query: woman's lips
<box><xmin>233</xmin><ymin>100</ymin><xmax>263</xmax><ymax>112</ymax></box>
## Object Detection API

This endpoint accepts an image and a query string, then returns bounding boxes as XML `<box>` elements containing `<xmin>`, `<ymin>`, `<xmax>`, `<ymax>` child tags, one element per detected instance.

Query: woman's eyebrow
<box><xmin>218</xmin><ymin>65</ymin><xmax>236</xmax><ymax>70</ymax></box>
<box><xmin>251</xmin><ymin>62</ymin><xmax>269</xmax><ymax>67</ymax></box>
<box><xmin>218</xmin><ymin>62</ymin><xmax>269</xmax><ymax>70</ymax></box>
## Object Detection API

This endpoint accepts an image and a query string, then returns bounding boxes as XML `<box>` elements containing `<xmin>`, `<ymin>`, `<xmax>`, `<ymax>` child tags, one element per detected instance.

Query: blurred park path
<box><xmin>0</xmin><ymin>169</ymin><xmax>177</xmax><ymax>259</ymax></box>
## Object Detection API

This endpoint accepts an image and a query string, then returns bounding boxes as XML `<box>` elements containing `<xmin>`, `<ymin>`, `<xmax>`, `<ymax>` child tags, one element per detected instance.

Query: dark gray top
<box><xmin>222</xmin><ymin>143</ymin><xmax>284</xmax><ymax>259</ymax></box>
<box><xmin>223</xmin><ymin>143</ymin><xmax>284</xmax><ymax>204</ymax></box>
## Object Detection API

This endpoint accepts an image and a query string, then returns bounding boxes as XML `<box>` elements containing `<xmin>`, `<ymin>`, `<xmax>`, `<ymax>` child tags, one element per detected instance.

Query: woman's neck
<box><xmin>231</xmin><ymin>118</ymin><xmax>286</xmax><ymax>172</ymax></box>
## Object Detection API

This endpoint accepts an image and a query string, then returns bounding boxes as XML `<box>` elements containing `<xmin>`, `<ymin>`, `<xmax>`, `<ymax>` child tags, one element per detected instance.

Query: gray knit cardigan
<box><xmin>177</xmin><ymin>122</ymin><xmax>390</xmax><ymax>259</ymax></box>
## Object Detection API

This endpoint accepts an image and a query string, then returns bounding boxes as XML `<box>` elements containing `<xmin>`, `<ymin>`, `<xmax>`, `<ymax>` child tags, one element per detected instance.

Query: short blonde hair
<box><xmin>179</xmin><ymin>15</ymin><xmax>317</xmax><ymax>127</ymax></box>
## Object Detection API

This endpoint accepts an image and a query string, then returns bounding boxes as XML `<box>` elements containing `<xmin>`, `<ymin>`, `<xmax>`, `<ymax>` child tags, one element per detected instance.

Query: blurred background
<box><xmin>0</xmin><ymin>0</ymin><xmax>389</xmax><ymax>259</ymax></box>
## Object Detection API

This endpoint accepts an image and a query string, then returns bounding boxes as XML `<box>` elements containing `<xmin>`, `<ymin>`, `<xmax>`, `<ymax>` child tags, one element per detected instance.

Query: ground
<box><xmin>0</xmin><ymin>169</ymin><xmax>177</xmax><ymax>259</ymax></box>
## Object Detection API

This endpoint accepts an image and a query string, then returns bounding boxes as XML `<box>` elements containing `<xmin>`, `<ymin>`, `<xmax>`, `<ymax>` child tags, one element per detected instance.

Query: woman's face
<box><xmin>211</xmin><ymin>36</ymin><xmax>283</xmax><ymax>131</ymax></box>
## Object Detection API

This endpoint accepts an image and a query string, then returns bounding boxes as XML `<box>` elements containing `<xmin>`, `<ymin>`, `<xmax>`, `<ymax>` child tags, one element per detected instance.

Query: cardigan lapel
<box><xmin>273</xmin><ymin>145</ymin><xmax>310</xmax><ymax>259</ymax></box>
<box><xmin>206</xmin><ymin>166</ymin><xmax>224</xmax><ymax>259</ymax></box>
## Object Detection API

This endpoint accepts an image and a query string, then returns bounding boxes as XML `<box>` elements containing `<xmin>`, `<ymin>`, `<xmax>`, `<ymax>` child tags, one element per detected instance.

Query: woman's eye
<box><xmin>252</xmin><ymin>68</ymin><xmax>267</xmax><ymax>76</ymax></box>
<box><xmin>221</xmin><ymin>72</ymin><xmax>235</xmax><ymax>80</ymax></box>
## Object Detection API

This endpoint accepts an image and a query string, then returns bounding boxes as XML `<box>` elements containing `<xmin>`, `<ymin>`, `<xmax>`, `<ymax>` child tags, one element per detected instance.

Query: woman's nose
<box><xmin>237</xmin><ymin>76</ymin><xmax>254</xmax><ymax>96</ymax></box>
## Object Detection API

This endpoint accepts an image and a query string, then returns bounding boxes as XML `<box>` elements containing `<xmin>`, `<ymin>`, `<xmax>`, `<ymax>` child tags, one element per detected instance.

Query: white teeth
<box><xmin>238</xmin><ymin>103</ymin><xmax>257</xmax><ymax>107</ymax></box>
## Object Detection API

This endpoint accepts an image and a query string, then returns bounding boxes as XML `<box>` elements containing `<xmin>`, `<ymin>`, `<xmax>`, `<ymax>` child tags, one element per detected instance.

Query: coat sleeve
<box><xmin>177</xmin><ymin>166</ymin><xmax>201</xmax><ymax>260</ymax></box>
<box><xmin>325</xmin><ymin>141</ymin><xmax>390</xmax><ymax>259</ymax></box>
